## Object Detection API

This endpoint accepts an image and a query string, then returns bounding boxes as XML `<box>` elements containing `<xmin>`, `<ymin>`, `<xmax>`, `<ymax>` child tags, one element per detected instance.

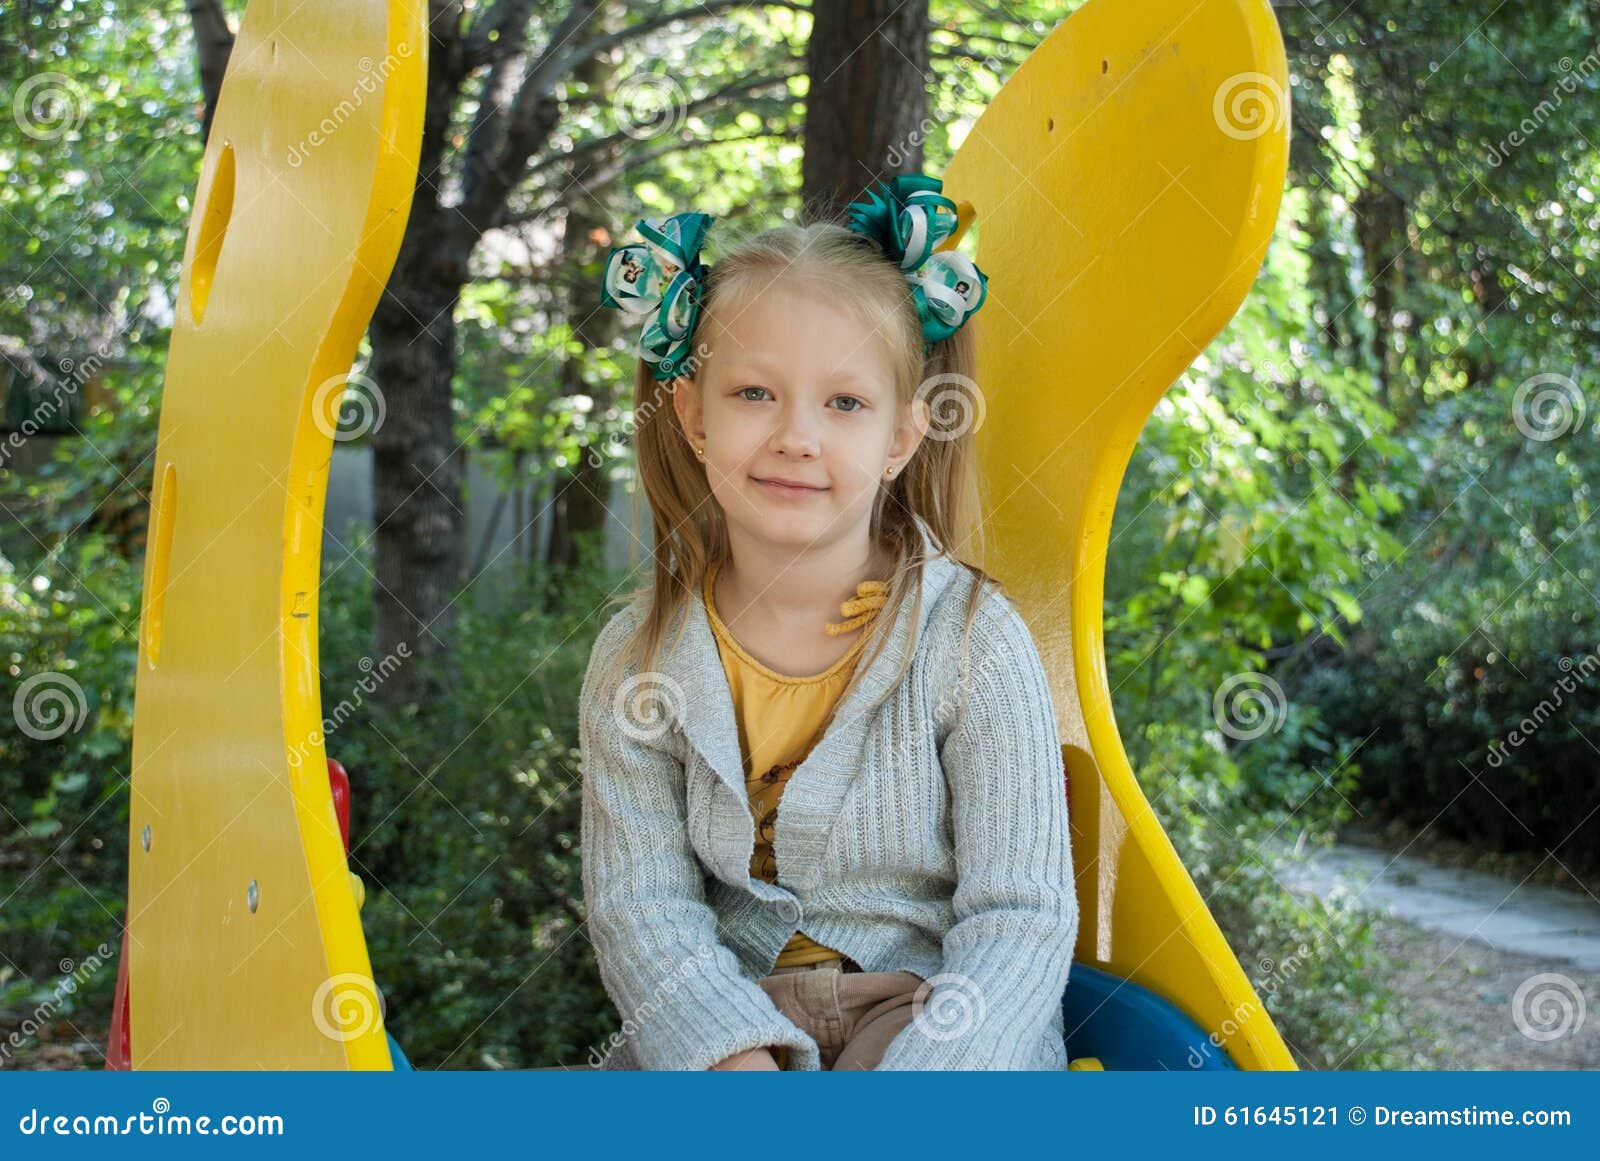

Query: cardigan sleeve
<box><xmin>579</xmin><ymin>607</ymin><xmax>823</xmax><ymax>1071</ymax></box>
<box><xmin>875</xmin><ymin>588</ymin><xmax>1079</xmax><ymax>1069</ymax></box>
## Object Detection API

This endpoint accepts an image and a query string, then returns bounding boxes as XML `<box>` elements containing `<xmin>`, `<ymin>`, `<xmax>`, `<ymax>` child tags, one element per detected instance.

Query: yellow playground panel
<box><xmin>121</xmin><ymin>0</ymin><xmax>1293</xmax><ymax>1068</ymax></box>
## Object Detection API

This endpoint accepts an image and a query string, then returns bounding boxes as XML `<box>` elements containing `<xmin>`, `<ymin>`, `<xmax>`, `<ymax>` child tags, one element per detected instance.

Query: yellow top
<box><xmin>703</xmin><ymin>560</ymin><xmax>889</xmax><ymax>968</ymax></box>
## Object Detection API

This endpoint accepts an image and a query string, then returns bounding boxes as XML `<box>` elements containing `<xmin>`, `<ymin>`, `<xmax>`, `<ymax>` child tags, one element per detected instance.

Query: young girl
<box><xmin>579</xmin><ymin>173</ymin><xmax>1078</xmax><ymax>1071</ymax></box>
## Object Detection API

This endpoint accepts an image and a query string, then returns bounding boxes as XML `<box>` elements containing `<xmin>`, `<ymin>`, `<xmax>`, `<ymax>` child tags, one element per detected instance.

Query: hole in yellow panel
<box><xmin>189</xmin><ymin>141</ymin><xmax>235</xmax><ymax>325</ymax></box>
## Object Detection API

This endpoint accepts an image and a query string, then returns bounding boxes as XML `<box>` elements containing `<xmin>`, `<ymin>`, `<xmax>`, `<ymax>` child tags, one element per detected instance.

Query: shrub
<box><xmin>1299</xmin><ymin>570</ymin><xmax>1600</xmax><ymax>873</ymax></box>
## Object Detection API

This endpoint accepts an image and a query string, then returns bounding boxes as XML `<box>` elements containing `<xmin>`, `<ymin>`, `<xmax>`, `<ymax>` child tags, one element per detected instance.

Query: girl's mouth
<box><xmin>752</xmin><ymin>477</ymin><xmax>828</xmax><ymax>498</ymax></box>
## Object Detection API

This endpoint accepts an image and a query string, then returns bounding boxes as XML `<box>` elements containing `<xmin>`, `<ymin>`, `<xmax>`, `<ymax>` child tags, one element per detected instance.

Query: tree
<box><xmin>802</xmin><ymin>0</ymin><xmax>931</xmax><ymax>216</ymax></box>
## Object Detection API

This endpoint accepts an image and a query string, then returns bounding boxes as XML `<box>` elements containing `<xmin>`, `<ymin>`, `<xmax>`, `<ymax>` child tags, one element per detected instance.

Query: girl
<box><xmin>579</xmin><ymin>173</ymin><xmax>1078</xmax><ymax>1071</ymax></box>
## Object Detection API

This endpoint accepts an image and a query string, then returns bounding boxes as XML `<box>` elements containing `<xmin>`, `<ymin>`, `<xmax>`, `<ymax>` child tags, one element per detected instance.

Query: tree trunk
<box><xmin>186</xmin><ymin>0</ymin><xmax>234</xmax><ymax>142</ymax></box>
<box><xmin>544</xmin><ymin>15</ymin><xmax>622</xmax><ymax>590</ymax></box>
<box><xmin>1352</xmin><ymin>181</ymin><xmax>1408</xmax><ymax>419</ymax></box>
<box><xmin>367</xmin><ymin>18</ymin><xmax>474</xmax><ymax>707</ymax></box>
<box><xmin>801</xmin><ymin>0</ymin><xmax>931</xmax><ymax>220</ymax></box>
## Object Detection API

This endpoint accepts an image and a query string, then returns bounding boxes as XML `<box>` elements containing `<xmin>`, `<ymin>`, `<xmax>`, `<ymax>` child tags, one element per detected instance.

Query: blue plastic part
<box><xmin>387</xmin><ymin>1030</ymin><xmax>412</xmax><ymax>1071</ymax></box>
<box><xmin>1061</xmin><ymin>961</ymin><xmax>1239</xmax><ymax>1070</ymax></box>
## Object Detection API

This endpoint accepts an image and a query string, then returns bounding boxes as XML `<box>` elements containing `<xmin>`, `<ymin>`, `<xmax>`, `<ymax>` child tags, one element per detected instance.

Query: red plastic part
<box><xmin>105</xmin><ymin>927</ymin><xmax>130</xmax><ymax>1070</ymax></box>
<box><xmin>327</xmin><ymin>757</ymin><xmax>351</xmax><ymax>854</ymax></box>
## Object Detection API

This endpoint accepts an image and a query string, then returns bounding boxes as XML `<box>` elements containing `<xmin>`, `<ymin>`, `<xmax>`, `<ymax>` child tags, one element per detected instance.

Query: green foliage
<box><xmin>311</xmin><ymin>527</ymin><xmax>620</xmax><ymax>1068</ymax></box>
<box><xmin>1299</xmin><ymin>565</ymin><xmax>1600</xmax><ymax>870</ymax></box>
<box><xmin>0</xmin><ymin>533</ymin><xmax>140</xmax><ymax>1028</ymax></box>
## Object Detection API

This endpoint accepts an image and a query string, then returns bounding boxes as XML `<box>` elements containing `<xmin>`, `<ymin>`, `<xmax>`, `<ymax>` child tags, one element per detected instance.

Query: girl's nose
<box><xmin>770</xmin><ymin>408</ymin><xmax>821</xmax><ymax>457</ymax></box>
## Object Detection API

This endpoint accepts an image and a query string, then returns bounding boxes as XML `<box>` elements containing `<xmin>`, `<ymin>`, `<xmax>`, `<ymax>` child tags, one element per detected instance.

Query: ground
<box><xmin>1368</xmin><ymin>915</ymin><xmax>1598</xmax><ymax>1070</ymax></box>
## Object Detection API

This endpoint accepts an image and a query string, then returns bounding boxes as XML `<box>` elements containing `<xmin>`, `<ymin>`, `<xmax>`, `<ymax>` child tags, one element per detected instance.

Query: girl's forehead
<box><xmin>728</xmin><ymin>278</ymin><xmax>848</xmax><ymax>326</ymax></box>
<box><xmin>708</xmin><ymin>283</ymin><xmax>894</xmax><ymax>366</ymax></box>
<box><xmin>705</xmin><ymin>328</ymin><xmax>895</xmax><ymax>388</ymax></box>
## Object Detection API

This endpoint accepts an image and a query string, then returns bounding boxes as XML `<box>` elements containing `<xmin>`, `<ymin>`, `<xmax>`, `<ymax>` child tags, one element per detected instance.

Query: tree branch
<box><xmin>521</xmin><ymin>67</ymin><xmax>801</xmax><ymax>186</ymax></box>
<box><xmin>504</xmin><ymin>128</ymin><xmax>793</xmax><ymax>228</ymax></box>
<box><xmin>185</xmin><ymin>0</ymin><xmax>234</xmax><ymax>141</ymax></box>
<box><xmin>452</xmin><ymin>0</ymin><xmax>603</xmax><ymax>249</ymax></box>
<box><xmin>547</xmin><ymin>0</ymin><xmax>810</xmax><ymax>78</ymax></box>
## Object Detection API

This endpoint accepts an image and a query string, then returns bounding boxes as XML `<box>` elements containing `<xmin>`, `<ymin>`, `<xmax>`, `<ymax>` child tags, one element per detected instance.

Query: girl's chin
<box><xmin>724</xmin><ymin>506</ymin><xmax>849</xmax><ymax>543</ymax></box>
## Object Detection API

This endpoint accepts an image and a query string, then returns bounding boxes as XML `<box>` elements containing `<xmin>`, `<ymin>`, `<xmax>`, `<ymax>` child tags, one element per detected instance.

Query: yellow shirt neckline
<box><xmin>703</xmin><ymin>559</ymin><xmax>887</xmax><ymax>686</ymax></box>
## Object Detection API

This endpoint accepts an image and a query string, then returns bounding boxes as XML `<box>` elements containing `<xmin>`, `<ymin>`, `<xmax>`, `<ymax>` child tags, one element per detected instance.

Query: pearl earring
<box><xmin>695</xmin><ymin>445</ymin><xmax>705</xmax><ymax>460</ymax></box>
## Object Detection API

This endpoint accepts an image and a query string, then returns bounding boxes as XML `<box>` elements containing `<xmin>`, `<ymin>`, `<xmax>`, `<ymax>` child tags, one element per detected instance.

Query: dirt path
<box><xmin>1371</xmin><ymin>916</ymin><xmax>1598</xmax><ymax>1069</ymax></box>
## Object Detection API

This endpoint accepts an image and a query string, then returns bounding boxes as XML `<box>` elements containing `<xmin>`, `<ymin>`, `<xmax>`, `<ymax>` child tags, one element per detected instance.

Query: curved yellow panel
<box><xmin>127</xmin><ymin>0</ymin><xmax>426</xmax><ymax>1068</ymax></box>
<box><xmin>945</xmin><ymin>0</ymin><xmax>1294</xmax><ymax>1068</ymax></box>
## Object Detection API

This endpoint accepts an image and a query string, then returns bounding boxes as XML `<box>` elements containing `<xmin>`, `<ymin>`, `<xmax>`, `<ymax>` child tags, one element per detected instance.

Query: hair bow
<box><xmin>844</xmin><ymin>173</ymin><xmax>988</xmax><ymax>346</ymax></box>
<box><xmin>600</xmin><ymin>211</ymin><xmax>715</xmax><ymax>380</ymax></box>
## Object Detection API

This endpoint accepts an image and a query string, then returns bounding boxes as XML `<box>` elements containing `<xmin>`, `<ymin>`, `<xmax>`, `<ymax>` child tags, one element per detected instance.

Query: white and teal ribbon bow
<box><xmin>844</xmin><ymin>174</ymin><xmax>987</xmax><ymax>346</ymax></box>
<box><xmin>600</xmin><ymin>212</ymin><xmax>715</xmax><ymax>380</ymax></box>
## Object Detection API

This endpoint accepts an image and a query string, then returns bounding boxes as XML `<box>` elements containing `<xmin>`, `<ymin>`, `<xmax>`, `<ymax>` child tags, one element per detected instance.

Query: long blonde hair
<box><xmin>599</xmin><ymin>213</ymin><xmax>1003</xmax><ymax>723</ymax></box>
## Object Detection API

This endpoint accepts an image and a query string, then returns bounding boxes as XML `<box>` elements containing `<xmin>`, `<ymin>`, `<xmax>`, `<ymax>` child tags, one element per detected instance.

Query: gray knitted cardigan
<box><xmin>579</xmin><ymin>517</ymin><xmax>1078</xmax><ymax>1070</ymax></box>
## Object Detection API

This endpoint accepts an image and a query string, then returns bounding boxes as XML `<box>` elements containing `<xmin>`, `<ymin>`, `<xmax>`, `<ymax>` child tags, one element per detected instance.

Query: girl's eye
<box><xmin>733</xmin><ymin>386</ymin><xmax>865</xmax><ymax>412</ymax></box>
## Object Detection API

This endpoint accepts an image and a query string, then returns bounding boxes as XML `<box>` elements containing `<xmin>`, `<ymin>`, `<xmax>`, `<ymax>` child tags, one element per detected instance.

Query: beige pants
<box><xmin>757</xmin><ymin>957</ymin><xmax>927</xmax><ymax>1070</ymax></box>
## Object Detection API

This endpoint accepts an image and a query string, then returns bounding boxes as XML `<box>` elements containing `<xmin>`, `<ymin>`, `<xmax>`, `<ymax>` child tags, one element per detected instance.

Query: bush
<box><xmin>0</xmin><ymin>533</ymin><xmax>139</xmax><ymax>1035</ymax></box>
<box><xmin>314</xmin><ymin>525</ymin><xmax>618</xmax><ymax>1068</ymax></box>
<box><xmin>1136</xmin><ymin>718</ymin><xmax>1416</xmax><ymax>1070</ymax></box>
<box><xmin>1299</xmin><ymin>569</ymin><xmax>1600</xmax><ymax>872</ymax></box>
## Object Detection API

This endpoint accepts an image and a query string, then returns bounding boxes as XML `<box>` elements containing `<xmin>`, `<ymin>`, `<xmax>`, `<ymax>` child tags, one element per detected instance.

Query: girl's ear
<box><xmin>890</xmin><ymin>395</ymin><xmax>932</xmax><ymax>466</ymax></box>
<box><xmin>670</xmin><ymin>374</ymin><xmax>706</xmax><ymax>445</ymax></box>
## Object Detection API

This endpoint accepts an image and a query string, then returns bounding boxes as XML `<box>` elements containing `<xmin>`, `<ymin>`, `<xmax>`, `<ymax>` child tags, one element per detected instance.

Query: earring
<box><xmin>694</xmin><ymin>445</ymin><xmax>705</xmax><ymax>460</ymax></box>
<box><xmin>884</xmin><ymin>466</ymin><xmax>896</xmax><ymax>478</ymax></box>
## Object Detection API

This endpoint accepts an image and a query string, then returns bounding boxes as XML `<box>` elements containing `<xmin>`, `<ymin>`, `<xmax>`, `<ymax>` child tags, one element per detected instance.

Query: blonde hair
<box><xmin>598</xmin><ymin>212</ymin><xmax>1003</xmax><ymax>725</ymax></box>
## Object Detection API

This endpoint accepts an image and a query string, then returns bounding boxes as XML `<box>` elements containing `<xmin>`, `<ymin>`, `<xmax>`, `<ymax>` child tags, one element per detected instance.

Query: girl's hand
<box><xmin>709</xmin><ymin>1046</ymin><xmax>782</xmax><ymax>1070</ymax></box>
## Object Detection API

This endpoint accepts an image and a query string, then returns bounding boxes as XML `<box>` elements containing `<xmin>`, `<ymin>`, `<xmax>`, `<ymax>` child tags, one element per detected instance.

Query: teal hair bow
<box><xmin>600</xmin><ymin>212</ymin><xmax>715</xmax><ymax>380</ymax></box>
<box><xmin>844</xmin><ymin>174</ymin><xmax>988</xmax><ymax>346</ymax></box>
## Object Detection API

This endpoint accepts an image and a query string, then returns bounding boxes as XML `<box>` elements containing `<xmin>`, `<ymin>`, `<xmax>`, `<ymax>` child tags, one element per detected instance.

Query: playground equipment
<box><xmin>114</xmin><ymin>0</ymin><xmax>1293</xmax><ymax>1069</ymax></box>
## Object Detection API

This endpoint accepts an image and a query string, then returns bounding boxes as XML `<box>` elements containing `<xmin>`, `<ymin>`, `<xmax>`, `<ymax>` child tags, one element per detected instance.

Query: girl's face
<box><xmin>673</xmin><ymin>278</ymin><xmax>928</xmax><ymax>555</ymax></box>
